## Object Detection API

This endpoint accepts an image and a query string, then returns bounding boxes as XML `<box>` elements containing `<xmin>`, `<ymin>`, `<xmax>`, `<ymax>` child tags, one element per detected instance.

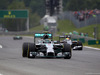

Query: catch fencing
<box><xmin>58</xmin><ymin>11</ymin><xmax>100</xmax><ymax>28</ymax></box>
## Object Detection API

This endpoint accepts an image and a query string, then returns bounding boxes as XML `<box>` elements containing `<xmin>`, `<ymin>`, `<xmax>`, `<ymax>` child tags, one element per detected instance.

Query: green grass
<box><xmin>75</xmin><ymin>25</ymin><xmax>100</xmax><ymax>38</ymax></box>
<box><xmin>30</xmin><ymin>25</ymin><xmax>43</xmax><ymax>31</ymax></box>
<box><xmin>57</xmin><ymin>20</ymin><xmax>100</xmax><ymax>39</ymax></box>
<box><xmin>83</xmin><ymin>42</ymin><xmax>100</xmax><ymax>48</ymax></box>
<box><xmin>57</xmin><ymin>20</ymin><xmax>76</xmax><ymax>34</ymax></box>
<box><xmin>29</xmin><ymin>20</ymin><xmax>100</xmax><ymax>39</ymax></box>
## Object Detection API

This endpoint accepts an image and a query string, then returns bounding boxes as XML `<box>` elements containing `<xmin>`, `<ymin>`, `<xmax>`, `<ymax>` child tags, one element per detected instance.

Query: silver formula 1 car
<box><xmin>13</xmin><ymin>36</ymin><xmax>23</xmax><ymax>40</ymax></box>
<box><xmin>59</xmin><ymin>35</ymin><xmax>83</xmax><ymax>50</ymax></box>
<box><xmin>22</xmin><ymin>33</ymin><xmax>72</xmax><ymax>59</ymax></box>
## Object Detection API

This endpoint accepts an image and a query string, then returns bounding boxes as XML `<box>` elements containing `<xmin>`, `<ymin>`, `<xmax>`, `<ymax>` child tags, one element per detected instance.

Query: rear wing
<box><xmin>34</xmin><ymin>33</ymin><xmax>52</xmax><ymax>38</ymax></box>
<box><xmin>59</xmin><ymin>35</ymin><xmax>71</xmax><ymax>38</ymax></box>
<box><xmin>59</xmin><ymin>36</ymin><xmax>66</xmax><ymax>38</ymax></box>
<box><xmin>59</xmin><ymin>35</ymin><xmax>71</xmax><ymax>41</ymax></box>
<box><xmin>34</xmin><ymin>33</ymin><xmax>53</xmax><ymax>43</ymax></box>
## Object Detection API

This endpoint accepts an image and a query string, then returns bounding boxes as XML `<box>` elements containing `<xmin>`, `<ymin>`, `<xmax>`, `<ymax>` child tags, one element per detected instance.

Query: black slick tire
<box><xmin>63</xmin><ymin>43</ymin><xmax>72</xmax><ymax>59</ymax></box>
<box><xmin>27</xmin><ymin>43</ymin><xmax>36</xmax><ymax>58</ymax></box>
<box><xmin>78</xmin><ymin>41</ymin><xmax>83</xmax><ymax>50</ymax></box>
<box><xmin>22</xmin><ymin>42</ymin><xmax>29</xmax><ymax>57</ymax></box>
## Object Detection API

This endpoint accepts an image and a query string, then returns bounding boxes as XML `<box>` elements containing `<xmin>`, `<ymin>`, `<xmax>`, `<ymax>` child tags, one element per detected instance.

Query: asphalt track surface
<box><xmin>0</xmin><ymin>36</ymin><xmax>100</xmax><ymax>75</ymax></box>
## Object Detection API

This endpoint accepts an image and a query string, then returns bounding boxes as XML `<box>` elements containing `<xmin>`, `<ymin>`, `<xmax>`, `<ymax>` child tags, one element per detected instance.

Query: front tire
<box><xmin>13</xmin><ymin>37</ymin><xmax>16</xmax><ymax>40</ymax></box>
<box><xmin>27</xmin><ymin>43</ymin><xmax>36</xmax><ymax>58</ymax></box>
<box><xmin>63</xmin><ymin>43</ymin><xmax>72</xmax><ymax>59</ymax></box>
<box><xmin>22</xmin><ymin>42</ymin><xmax>29</xmax><ymax>57</ymax></box>
<box><xmin>77</xmin><ymin>41</ymin><xmax>83</xmax><ymax>50</ymax></box>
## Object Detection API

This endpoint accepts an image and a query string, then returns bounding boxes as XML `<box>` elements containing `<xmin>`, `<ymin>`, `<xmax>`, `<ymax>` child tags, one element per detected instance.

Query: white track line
<box><xmin>86</xmin><ymin>73</ymin><xmax>100</xmax><ymax>75</ymax></box>
<box><xmin>0</xmin><ymin>45</ymin><xmax>2</xmax><ymax>48</ymax></box>
<box><xmin>84</xmin><ymin>46</ymin><xmax>100</xmax><ymax>51</ymax></box>
<box><xmin>0</xmin><ymin>73</ymin><xmax>3</xmax><ymax>75</ymax></box>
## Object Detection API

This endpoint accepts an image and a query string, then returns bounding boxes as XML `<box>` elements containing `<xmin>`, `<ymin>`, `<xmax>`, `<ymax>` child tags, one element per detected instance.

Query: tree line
<box><xmin>0</xmin><ymin>0</ymin><xmax>45</xmax><ymax>31</ymax></box>
<box><xmin>64</xmin><ymin>0</ymin><xmax>100</xmax><ymax>11</ymax></box>
<box><xmin>0</xmin><ymin>0</ymin><xmax>100</xmax><ymax>31</ymax></box>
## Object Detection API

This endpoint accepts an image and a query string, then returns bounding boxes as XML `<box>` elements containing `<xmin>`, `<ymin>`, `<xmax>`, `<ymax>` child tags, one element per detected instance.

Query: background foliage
<box><xmin>0</xmin><ymin>0</ymin><xmax>100</xmax><ymax>31</ymax></box>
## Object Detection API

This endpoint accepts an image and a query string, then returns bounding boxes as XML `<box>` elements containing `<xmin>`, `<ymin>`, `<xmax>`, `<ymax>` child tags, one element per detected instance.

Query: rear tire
<box><xmin>22</xmin><ymin>42</ymin><xmax>29</xmax><ymax>57</ymax></box>
<box><xmin>13</xmin><ymin>37</ymin><xmax>16</xmax><ymax>40</ymax></box>
<box><xmin>78</xmin><ymin>41</ymin><xmax>83</xmax><ymax>50</ymax></box>
<box><xmin>63</xmin><ymin>43</ymin><xmax>72</xmax><ymax>59</ymax></box>
<box><xmin>27</xmin><ymin>43</ymin><xmax>36</xmax><ymax>58</ymax></box>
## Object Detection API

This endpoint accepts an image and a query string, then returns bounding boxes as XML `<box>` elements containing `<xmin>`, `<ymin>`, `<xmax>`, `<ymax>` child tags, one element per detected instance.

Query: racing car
<box><xmin>22</xmin><ymin>32</ymin><xmax>72</xmax><ymax>59</ymax></box>
<box><xmin>13</xmin><ymin>36</ymin><xmax>23</xmax><ymax>40</ymax></box>
<box><xmin>59</xmin><ymin>35</ymin><xmax>83</xmax><ymax>50</ymax></box>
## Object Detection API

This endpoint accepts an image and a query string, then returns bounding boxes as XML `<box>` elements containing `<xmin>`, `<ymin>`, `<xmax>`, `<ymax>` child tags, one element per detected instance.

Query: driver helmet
<box><xmin>66</xmin><ymin>38</ymin><xmax>70</xmax><ymax>40</ymax></box>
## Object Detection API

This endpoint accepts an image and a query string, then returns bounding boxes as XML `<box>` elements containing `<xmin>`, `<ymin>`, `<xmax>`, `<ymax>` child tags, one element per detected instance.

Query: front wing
<box><xmin>29</xmin><ymin>51</ymin><xmax>71</xmax><ymax>58</ymax></box>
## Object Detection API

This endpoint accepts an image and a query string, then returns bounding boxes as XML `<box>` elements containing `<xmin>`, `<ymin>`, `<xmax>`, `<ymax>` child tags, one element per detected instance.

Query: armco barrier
<box><xmin>72</xmin><ymin>38</ymin><xmax>85</xmax><ymax>43</ymax></box>
<box><xmin>79</xmin><ymin>38</ymin><xmax>85</xmax><ymax>43</ymax></box>
<box><xmin>88</xmin><ymin>40</ymin><xmax>100</xmax><ymax>45</ymax></box>
<box><xmin>0</xmin><ymin>31</ymin><xmax>42</xmax><ymax>35</ymax></box>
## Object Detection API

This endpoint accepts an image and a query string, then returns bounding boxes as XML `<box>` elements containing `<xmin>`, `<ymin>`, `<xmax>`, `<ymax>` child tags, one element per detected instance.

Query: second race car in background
<box><xmin>13</xmin><ymin>36</ymin><xmax>23</xmax><ymax>40</ymax></box>
<box><xmin>59</xmin><ymin>35</ymin><xmax>83</xmax><ymax>50</ymax></box>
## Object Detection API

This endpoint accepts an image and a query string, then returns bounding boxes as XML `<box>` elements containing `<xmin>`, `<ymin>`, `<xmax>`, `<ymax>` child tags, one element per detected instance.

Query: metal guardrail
<box><xmin>70</xmin><ymin>34</ymin><xmax>96</xmax><ymax>42</ymax></box>
<box><xmin>0</xmin><ymin>31</ymin><xmax>42</xmax><ymax>35</ymax></box>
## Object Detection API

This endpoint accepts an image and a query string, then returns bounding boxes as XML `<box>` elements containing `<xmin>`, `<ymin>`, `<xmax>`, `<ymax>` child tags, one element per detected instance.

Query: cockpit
<box><xmin>43</xmin><ymin>39</ymin><xmax>51</xmax><ymax>43</ymax></box>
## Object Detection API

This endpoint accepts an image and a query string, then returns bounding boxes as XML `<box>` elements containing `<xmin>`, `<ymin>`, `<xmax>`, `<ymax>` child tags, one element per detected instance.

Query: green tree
<box><xmin>23</xmin><ymin>0</ymin><xmax>32</xmax><ymax>7</ymax></box>
<box><xmin>8</xmin><ymin>0</ymin><xmax>25</xmax><ymax>9</ymax></box>
<box><xmin>93</xmin><ymin>0</ymin><xmax>100</xmax><ymax>9</ymax></box>
<box><xmin>66</xmin><ymin>0</ymin><xmax>85</xmax><ymax>11</ymax></box>
<box><xmin>0</xmin><ymin>0</ymin><xmax>9</xmax><ymax>9</ymax></box>
<box><xmin>63</xmin><ymin>0</ymin><xmax>69</xmax><ymax>10</ymax></box>
<box><xmin>29</xmin><ymin>13</ymin><xmax>41</xmax><ymax>28</ymax></box>
<box><xmin>29</xmin><ymin>0</ymin><xmax>45</xmax><ymax>17</ymax></box>
<box><xmin>65</xmin><ymin>0</ymin><xmax>100</xmax><ymax>11</ymax></box>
